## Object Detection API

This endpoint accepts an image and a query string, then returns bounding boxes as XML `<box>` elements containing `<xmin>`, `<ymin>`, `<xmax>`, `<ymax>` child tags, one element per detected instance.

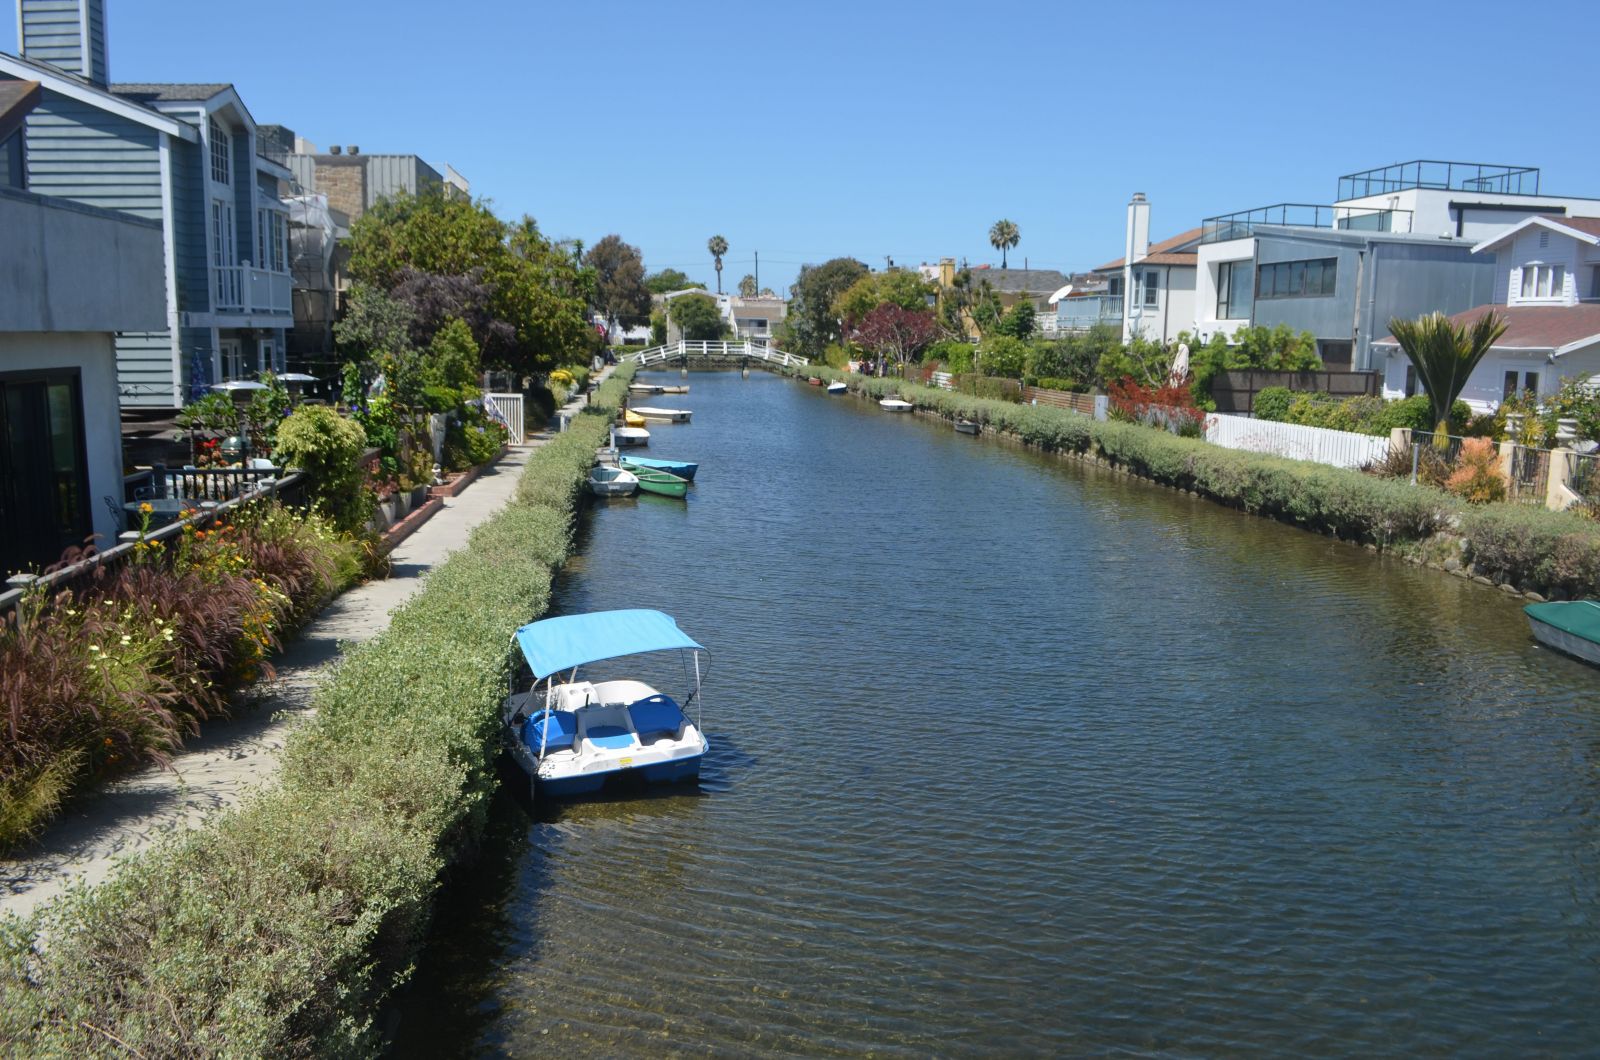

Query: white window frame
<box><xmin>257</xmin><ymin>338</ymin><xmax>275</xmax><ymax>375</ymax></box>
<box><xmin>1519</xmin><ymin>263</ymin><xmax>1565</xmax><ymax>300</ymax></box>
<box><xmin>218</xmin><ymin>338</ymin><xmax>245</xmax><ymax>381</ymax></box>
<box><xmin>1142</xmin><ymin>269</ymin><xmax>1159</xmax><ymax>308</ymax></box>
<box><xmin>209</xmin><ymin>118</ymin><xmax>230</xmax><ymax>185</ymax></box>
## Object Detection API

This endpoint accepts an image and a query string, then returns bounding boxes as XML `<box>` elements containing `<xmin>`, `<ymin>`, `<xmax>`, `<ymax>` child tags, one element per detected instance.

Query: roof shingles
<box><xmin>1373</xmin><ymin>304</ymin><xmax>1600</xmax><ymax>354</ymax></box>
<box><xmin>1094</xmin><ymin>226</ymin><xmax>1204</xmax><ymax>272</ymax></box>
<box><xmin>111</xmin><ymin>83</ymin><xmax>231</xmax><ymax>104</ymax></box>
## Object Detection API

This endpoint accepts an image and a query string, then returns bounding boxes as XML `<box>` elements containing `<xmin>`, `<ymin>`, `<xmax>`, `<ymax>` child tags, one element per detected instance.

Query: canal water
<box><xmin>396</xmin><ymin>371</ymin><xmax>1599</xmax><ymax>1056</ymax></box>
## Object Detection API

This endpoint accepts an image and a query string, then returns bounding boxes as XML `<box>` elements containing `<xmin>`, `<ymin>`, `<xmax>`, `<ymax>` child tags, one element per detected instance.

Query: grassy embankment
<box><xmin>0</xmin><ymin>364</ymin><xmax>635</xmax><ymax>1057</ymax></box>
<box><xmin>808</xmin><ymin>368</ymin><xmax>1600</xmax><ymax>601</ymax></box>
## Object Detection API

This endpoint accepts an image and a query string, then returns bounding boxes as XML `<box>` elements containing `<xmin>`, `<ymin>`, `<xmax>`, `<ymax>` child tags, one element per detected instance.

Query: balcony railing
<box><xmin>213</xmin><ymin>264</ymin><xmax>292</xmax><ymax>314</ymax></box>
<box><xmin>1200</xmin><ymin>203</ymin><xmax>1414</xmax><ymax>244</ymax></box>
<box><xmin>1337</xmin><ymin>160</ymin><xmax>1540</xmax><ymax>201</ymax></box>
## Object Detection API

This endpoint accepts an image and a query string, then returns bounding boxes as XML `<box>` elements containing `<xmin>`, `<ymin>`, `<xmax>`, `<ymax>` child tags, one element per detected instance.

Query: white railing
<box><xmin>484</xmin><ymin>392</ymin><xmax>525</xmax><ymax>445</ymax></box>
<box><xmin>213</xmin><ymin>265</ymin><xmax>291</xmax><ymax>314</ymax></box>
<box><xmin>625</xmin><ymin>340</ymin><xmax>809</xmax><ymax>369</ymax></box>
<box><xmin>1205</xmin><ymin>412</ymin><xmax>1390</xmax><ymax>470</ymax></box>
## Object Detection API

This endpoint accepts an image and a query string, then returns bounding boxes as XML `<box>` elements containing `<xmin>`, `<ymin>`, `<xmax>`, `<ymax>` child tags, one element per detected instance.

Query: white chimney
<box><xmin>1126</xmin><ymin>192</ymin><xmax>1151</xmax><ymax>265</ymax></box>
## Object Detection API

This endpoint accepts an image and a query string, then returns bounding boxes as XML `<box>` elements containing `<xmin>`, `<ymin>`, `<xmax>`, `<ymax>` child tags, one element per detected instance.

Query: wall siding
<box><xmin>18</xmin><ymin>1</ymin><xmax>85</xmax><ymax>73</ymax></box>
<box><xmin>170</xmin><ymin>137</ymin><xmax>209</xmax><ymax>314</ymax></box>
<box><xmin>113</xmin><ymin>330</ymin><xmax>174</xmax><ymax>407</ymax></box>
<box><xmin>17</xmin><ymin>87</ymin><xmax>162</xmax><ymax>219</ymax></box>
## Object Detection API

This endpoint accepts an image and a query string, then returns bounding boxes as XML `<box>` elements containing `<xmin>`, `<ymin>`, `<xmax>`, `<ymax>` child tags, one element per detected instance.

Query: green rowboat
<box><xmin>1525</xmin><ymin>600</ymin><xmax>1600</xmax><ymax>667</ymax></box>
<box><xmin>624</xmin><ymin>463</ymin><xmax>689</xmax><ymax>499</ymax></box>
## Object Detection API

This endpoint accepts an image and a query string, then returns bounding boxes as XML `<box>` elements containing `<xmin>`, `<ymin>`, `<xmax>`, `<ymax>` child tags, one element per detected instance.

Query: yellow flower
<box><xmin>139</xmin><ymin>502</ymin><xmax>153</xmax><ymax>514</ymax></box>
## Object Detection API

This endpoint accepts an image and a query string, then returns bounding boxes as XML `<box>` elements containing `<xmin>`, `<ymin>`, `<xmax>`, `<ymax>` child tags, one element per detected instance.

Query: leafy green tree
<box><xmin>583</xmin><ymin>234</ymin><xmax>651</xmax><ymax>336</ymax></box>
<box><xmin>645</xmin><ymin>268</ymin><xmax>703</xmax><ymax>294</ymax></box>
<box><xmin>989</xmin><ymin>219</ymin><xmax>1020</xmax><ymax>268</ymax></box>
<box><xmin>707</xmin><ymin>234</ymin><xmax>729</xmax><ymax>294</ymax></box>
<box><xmin>670</xmin><ymin>293</ymin><xmax>726</xmax><ymax>341</ymax></box>
<box><xmin>995</xmin><ymin>300</ymin><xmax>1036</xmax><ymax>339</ymax></box>
<box><xmin>978</xmin><ymin>335</ymin><xmax>1029</xmax><ymax>378</ymax></box>
<box><xmin>737</xmin><ymin>274</ymin><xmax>758</xmax><ymax>298</ymax></box>
<box><xmin>1096</xmin><ymin>335</ymin><xmax>1175</xmax><ymax>388</ymax></box>
<box><xmin>1231</xmin><ymin>324</ymin><xmax>1321</xmax><ymax>371</ymax></box>
<box><xmin>424</xmin><ymin>317</ymin><xmax>482</xmax><ymax>389</ymax></box>
<box><xmin>1388</xmin><ymin>310</ymin><xmax>1507</xmax><ymax>438</ymax></box>
<box><xmin>833</xmin><ymin>269</ymin><xmax>935</xmax><ymax>324</ymax></box>
<box><xmin>650</xmin><ymin>309</ymin><xmax>667</xmax><ymax>346</ymax></box>
<box><xmin>788</xmin><ymin>257</ymin><xmax>870</xmax><ymax>356</ymax></box>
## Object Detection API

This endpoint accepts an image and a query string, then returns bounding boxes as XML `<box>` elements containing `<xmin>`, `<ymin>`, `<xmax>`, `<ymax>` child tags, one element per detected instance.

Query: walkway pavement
<box><xmin>0</xmin><ymin>376</ymin><xmax>608</xmax><ymax>921</ymax></box>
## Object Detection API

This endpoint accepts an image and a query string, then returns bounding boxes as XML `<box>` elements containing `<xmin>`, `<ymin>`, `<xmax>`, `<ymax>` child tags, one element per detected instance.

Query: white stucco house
<box><xmin>1091</xmin><ymin>194</ymin><xmax>1199</xmax><ymax>345</ymax></box>
<box><xmin>1373</xmin><ymin>215</ymin><xmax>1600</xmax><ymax>411</ymax></box>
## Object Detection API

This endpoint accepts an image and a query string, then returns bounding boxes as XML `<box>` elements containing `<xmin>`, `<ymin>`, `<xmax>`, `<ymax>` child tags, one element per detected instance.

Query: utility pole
<box><xmin>754</xmin><ymin>250</ymin><xmax>758</xmax><ymax>292</ymax></box>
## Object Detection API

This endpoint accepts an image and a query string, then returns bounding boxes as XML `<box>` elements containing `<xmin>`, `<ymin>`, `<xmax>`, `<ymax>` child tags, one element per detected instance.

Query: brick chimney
<box><xmin>18</xmin><ymin>0</ymin><xmax>110</xmax><ymax>88</ymax></box>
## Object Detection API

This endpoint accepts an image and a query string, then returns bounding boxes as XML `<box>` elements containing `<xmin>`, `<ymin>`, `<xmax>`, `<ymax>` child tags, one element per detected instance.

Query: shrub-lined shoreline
<box><xmin>806</xmin><ymin>368</ymin><xmax>1600</xmax><ymax>601</ymax></box>
<box><xmin>0</xmin><ymin>365</ymin><xmax>634</xmax><ymax>1057</ymax></box>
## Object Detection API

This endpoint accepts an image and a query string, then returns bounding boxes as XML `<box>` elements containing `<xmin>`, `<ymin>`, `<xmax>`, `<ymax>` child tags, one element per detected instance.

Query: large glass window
<box><xmin>1256</xmin><ymin>257</ymin><xmax>1337</xmax><ymax>299</ymax></box>
<box><xmin>1141</xmin><ymin>270</ymin><xmax>1159</xmax><ymax>307</ymax></box>
<box><xmin>1519</xmin><ymin>264</ymin><xmax>1564</xmax><ymax>299</ymax></box>
<box><xmin>1217</xmin><ymin>260</ymin><xmax>1252</xmax><ymax>320</ymax></box>
<box><xmin>209</xmin><ymin>118</ymin><xmax>230</xmax><ymax>185</ymax></box>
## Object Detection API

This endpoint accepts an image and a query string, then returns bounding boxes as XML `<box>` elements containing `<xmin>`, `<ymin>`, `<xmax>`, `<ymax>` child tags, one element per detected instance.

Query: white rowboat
<box><xmin>631</xmin><ymin>406</ymin><xmax>693</xmax><ymax>423</ymax></box>
<box><xmin>879</xmin><ymin>398</ymin><xmax>913</xmax><ymax>413</ymax></box>
<box><xmin>613</xmin><ymin>426</ymin><xmax>650</xmax><ymax>447</ymax></box>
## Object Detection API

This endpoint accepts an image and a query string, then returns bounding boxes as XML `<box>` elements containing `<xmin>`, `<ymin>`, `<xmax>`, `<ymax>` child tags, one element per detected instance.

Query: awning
<box><xmin>513</xmin><ymin>609</ymin><xmax>704</xmax><ymax>680</ymax></box>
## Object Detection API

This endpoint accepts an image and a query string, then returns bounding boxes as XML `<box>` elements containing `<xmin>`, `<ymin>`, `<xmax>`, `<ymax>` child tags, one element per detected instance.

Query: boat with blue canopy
<box><xmin>620</xmin><ymin>455</ymin><xmax>699</xmax><ymax>481</ymax></box>
<box><xmin>502</xmin><ymin>609</ymin><xmax>709</xmax><ymax>798</ymax></box>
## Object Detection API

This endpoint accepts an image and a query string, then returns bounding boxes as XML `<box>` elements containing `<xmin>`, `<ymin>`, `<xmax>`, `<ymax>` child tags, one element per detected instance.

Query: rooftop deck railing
<box><xmin>1200</xmin><ymin>204</ymin><xmax>1414</xmax><ymax>244</ymax></box>
<box><xmin>1337</xmin><ymin>161</ymin><xmax>1541</xmax><ymax>201</ymax></box>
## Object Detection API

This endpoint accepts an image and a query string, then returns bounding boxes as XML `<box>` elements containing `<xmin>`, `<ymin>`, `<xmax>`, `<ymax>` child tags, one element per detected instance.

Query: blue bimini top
<box><xmin>513</xmin><ymin>609</ymin><xmax>705</xmax><ymax>680</ymax></box>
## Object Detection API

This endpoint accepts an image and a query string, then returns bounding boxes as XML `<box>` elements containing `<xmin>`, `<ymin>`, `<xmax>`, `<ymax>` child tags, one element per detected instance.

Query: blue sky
<box><xmin>7</xmin><ymin>0</ymin><xmax>1598</xmax><ymax>293</ymax></box>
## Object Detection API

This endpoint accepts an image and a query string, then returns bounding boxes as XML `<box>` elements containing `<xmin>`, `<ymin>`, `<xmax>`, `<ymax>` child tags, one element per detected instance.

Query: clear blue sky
<box><xmin>7</xmin><ymin>0</ymin><xmax>1598</xmax><ymax>293</ymax></box>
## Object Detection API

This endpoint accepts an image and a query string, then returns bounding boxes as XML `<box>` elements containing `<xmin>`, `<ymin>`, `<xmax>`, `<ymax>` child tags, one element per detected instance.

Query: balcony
<box><xmin>1337</xmin><ymin>160</ymin><xmax>1540</xmax><ymax>201</ymax></box>
<box><xmin>1200</xmin><ymin>203</ymin><xmax>1414</xmax><ymax>244</ymax></box>
<box><xmin>213</xmin><ymin>264</ymin><xmax>291</xmax><ymax>315</ymax></box>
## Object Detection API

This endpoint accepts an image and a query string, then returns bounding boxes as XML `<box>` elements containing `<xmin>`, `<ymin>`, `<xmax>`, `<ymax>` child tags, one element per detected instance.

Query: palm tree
<box><xmin>1388</xmin><ymin>310</ymin><xmax>1507</xmax><ymax>440</ymax></box>
<box><xmin>737</xmin><ymin>273</ymin><xmax>757</xmax><ymax>298</ymax></box>
<box><xmin>988</xmin><ymin>219</ymin><xmax>1020</xmax><ymax>269</ymax></box>
<box><xmin>708</xmin><ymin>235</ymin><xmax>729</xmax><ymax>294</ymax></box>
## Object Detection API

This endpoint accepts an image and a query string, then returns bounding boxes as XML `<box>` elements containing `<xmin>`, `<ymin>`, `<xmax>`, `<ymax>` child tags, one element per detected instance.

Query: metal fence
<box><xmin>1207</xmin><ymin>413</ymin><xmax>1390</xmax><ymax>469</ymax></box>
<box><xmin>124</xmin><ymin>465</ymin><xmax>288</xmax><ymax>504</ymax></box>
<box><xmin>1211</xmin><ymin>369</ymin><xmax>1381</xmax><ymax>415</ymax></box>
<box><xmin>1508</xmin><ymin>445</ymin><xmax>1551</xmax><ymax>504</ymax></box>
<box><xmin>1569</xmin><ymin>451</ymin><xmax>1600</xmax><ymax>506</ymax></box>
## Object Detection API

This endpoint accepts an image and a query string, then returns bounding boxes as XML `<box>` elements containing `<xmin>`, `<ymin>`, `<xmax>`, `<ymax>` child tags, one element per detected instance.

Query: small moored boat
<box><xmin>632</xmin><ymin>406</ymin><xmax>693</xmax><ymax>423</ymax></box>
<box><xmin>955</xmin><ymin>418</ymin><xmax>980</xmax><ymax>435</ymax></box>
<box><xmin>622</xmin><ymin>409</ymin><xmax>646</xmax><ymax>428</ymax></box>
<box><xmin>807</xmin><ymin>376</ymin><xmax>823</xmax><ymax>386</ymax></box>
<box><xmin>613</xmin><ymin>426</ymin><xmax>650</xmax><ymax>447</ymax></box>
<box><xmin>628</xmin><ymin>463</ymin><xmax>689</xmax><ymax>499</ymax></box>
<box><xmin>502</xmin><ymin>609</ymin><xmax>710</xmax><ymax>798</ymax></box>
<box><xmin>621</xmin><ymin>455</ymin><xmax>699</xmax><ymax>482</ymax></box>
<box><xmin>826</xmin><ymin>381</ymin><xmax>847</xmax><ymax>395</ymax></box>
<box><xmin>660</xmin><ymin>384</ymin><xmax>690</xmax><ymax>394</ymax></box>
<box><xmin>879</xmin><ymin>398</ymin><xmax>913</xmax><ymax>413</ymax></box>
<box><xmin>1525</xmin><ymin>600</ymin><xmax>1600</xmax><ymax>667</ymax></box>
<box><xmin>588</xmin><ymin>465</ymin><xmax>638</xmax><ymax>497</ymax></box>
<box><xmin>628</xmin><ymin>383</ymin><xmax>665</xmax><ymax>396</ymax></box>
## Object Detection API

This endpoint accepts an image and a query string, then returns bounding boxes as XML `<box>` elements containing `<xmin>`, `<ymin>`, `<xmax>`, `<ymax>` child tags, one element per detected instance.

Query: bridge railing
<box><xmin>625</xmin><ymin>340</ymin><xmax>809</xmax><ymax>368</ymax></box>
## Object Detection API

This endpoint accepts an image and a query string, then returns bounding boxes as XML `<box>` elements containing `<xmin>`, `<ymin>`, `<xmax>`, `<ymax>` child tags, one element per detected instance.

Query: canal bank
<box><xmin>396</xmin><ymin>369</ymin><xmax>1600</xmax><ymax>1056</ymax></box>
<box><xmin>0</xmin><ymin>367</ymin><xmax>636</xmax><ymax>1057</ymax></box>
<box><xmin>801</xmin><ymin>367</ymin><xmax>1600</xmax><ymax>605</ymax></box>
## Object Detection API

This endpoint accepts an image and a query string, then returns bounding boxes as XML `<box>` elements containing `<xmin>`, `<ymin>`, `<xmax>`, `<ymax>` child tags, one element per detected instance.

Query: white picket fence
<box><xmin>484</xmin><ymin>392</ymin><xmax>525</xmax><ymax>445</ymax></box>
<box><xmin>1204</xmin><ymin>412</ymin><xmax>1389</xmax><ymax>470</ymax></box>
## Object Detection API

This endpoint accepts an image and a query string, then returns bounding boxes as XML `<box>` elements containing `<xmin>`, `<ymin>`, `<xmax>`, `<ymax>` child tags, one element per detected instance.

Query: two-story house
<box><xmin>1091</xmin><ymin>194</ymin><xmax>1200</xmax><ymax>345</ymax></box>
<box><xmin>0</xmin><ymin>0</ymin><xmax>293</xmax><ymax>412</ymax></box>
<box><xmin>1372</xmin><ymin>215</ymin><xmax>1600</xmax><ymax>411</ymax></box>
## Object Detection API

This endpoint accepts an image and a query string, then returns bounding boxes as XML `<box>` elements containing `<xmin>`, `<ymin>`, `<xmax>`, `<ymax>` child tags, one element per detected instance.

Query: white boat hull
<box><xmin>826</xmin><ymin>382</ymin><xmax>847</xmax><ymax>395</ymax></box>
<box><xmin>613</xmin><ymin>426</ymin><xmax>650</xmax><ymax>447</ymax></box>
<box><xmin>631</xmin><ymin>406</ymin><xmax>693</xmax><ymax>423</ymax></box>
<box><xmin>880</xmin><ymin>399</ymin><xmax>913</xmax><ymax>413</ymax></box>
<box><xmin>1528</xmin><ymin>616</ymin><xmax>1600</xmax><ymax>666</ymax></box>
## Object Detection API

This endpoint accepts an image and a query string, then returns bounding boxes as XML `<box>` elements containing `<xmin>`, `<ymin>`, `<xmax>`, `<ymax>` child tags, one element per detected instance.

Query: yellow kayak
<box><xmin>623</xmin><ymin>410</ymin><xmax>646</xmax><ymax>428</ymax></box>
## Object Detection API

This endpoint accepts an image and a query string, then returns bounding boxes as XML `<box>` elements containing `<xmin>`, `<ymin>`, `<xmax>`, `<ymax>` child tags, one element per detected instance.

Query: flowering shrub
<box><xmin>0</xmin><ymin>503</ymin><xmax>362</xmax><ymax>848</ymax></box>
<box><xmin>1445</xmin><ymin>437</ymin><xmax>1508</xmax><ymax>504</ymax></box>
<box><xmin>1107</xmin><ymin>376</ymin><xmax>1207</xmax><ymax>437</ymax></box>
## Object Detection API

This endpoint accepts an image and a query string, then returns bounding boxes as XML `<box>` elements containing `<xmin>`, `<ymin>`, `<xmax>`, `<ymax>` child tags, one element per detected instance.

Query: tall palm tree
<box><xmin>708</xmin><ymin>234</ymin><xmax>729</xmax><ymax>294</ymax></box>
<box><xmin>988</xmin><ymin>219</ymin><xmax>1020</xmax><ymax>269</ymax></box>
<box><xmin>1388</xmin><ymin>309</ymin><xmax>1507</xmax><ymax>440</ymax></box>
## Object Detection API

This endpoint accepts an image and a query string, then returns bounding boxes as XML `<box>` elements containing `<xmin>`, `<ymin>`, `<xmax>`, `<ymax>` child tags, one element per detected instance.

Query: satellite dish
<box><xmin>1047</xmin><ymin>284</ymin><xmax>1074</xmax><ymax>306</ymax></box>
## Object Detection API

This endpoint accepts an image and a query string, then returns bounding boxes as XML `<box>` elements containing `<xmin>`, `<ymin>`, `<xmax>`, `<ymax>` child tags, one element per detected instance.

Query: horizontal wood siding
<box><xmin>170</xmin><ymin>137</ymin><xmax>209</xmax><ymax>313</ymax></box>
<box><xmin>114</xmin><ymin>330</ymin><xmax>175</xmax><ymax>407</ymax></box>
<box><xmin>21</xmin><ymin>88</ymin><xmax>162</xmax><ymax>219</ymax></box>
<box><xmin>19</xmin><ymin>1</ymin><xmax>84</xmax><ymax>73</ymax></box>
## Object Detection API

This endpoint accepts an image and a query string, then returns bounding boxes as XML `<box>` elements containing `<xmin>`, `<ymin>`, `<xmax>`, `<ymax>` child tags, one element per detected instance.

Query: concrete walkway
<box><xmin>0</xmin><ymin>377</ymin><xmax>607</xmax><ymax>921</ymax></box>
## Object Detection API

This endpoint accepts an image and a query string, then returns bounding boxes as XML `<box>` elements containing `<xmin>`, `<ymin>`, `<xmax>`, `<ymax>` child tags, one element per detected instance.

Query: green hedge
<box><xmin>0</xmin><ymin>365</ymin><xmax>636</xmax><ymax>1056</ymax></box>
<box><xmin>804</xmin><ymin>367</ymin><xmax>1600</xmax><ymax>594</ymax></box>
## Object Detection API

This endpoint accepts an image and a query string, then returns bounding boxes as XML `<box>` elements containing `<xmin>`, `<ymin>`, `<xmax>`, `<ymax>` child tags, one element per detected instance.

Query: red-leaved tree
<box><xmin>850</xmin><ymin>304</ymin><xmax>940</xmax><ymax>375</ymax></box>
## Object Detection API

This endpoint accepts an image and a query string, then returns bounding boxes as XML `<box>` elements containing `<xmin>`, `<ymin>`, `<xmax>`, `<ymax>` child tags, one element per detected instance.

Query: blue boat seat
<box><xmin>524</xmin><ymin>710</ymin><xmax>576</xmax><ymax>754</ymax></box>
<box><xmin>629</xmin><ymin>694</ymin><xmax>685</xmax><ymax>741</ymax></box>
<box><xmin>584</xmin><ymin>724</ymin><xmax>636</xmax><ymax>750</ymax></box>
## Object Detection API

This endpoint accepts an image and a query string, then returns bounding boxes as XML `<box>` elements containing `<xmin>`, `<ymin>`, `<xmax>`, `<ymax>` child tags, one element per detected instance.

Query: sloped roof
<box><xmin>1094</xmin><ymin>226</ymin><xmax>1204</xmax><ymax>272</ymax></box>
<box><xmin>965</xmin><ymin>267</ymin><xmax>1069</xmax><ymax>294</ymax></box>
<box><xmin>1372</xmin><ymin>304</ymin><xmax>1600</xmax><ymax>356</ymax></box>
<box><xmin>1551</xmin><ymin>215</ymin><xmax>1600</xmax><ymax>238</ymax></box>
<box><xmin>0</xmin><ymin>53</ymin><xmax>192</xmax><ymax>139</ymax></box>
<box><xmin>1471</xmin><ymin>213</ymin><xmax>1600</xmax><ymax>254</ymax></box>
<box><xmin>0</xmin><ymin>79</ymin><xmax>41</xmax><ymax>142</ymax></box>
<box><xmin>111</xmin><ymin>83</ymin><xmax>231</xmax><ymax>104</ymax></box>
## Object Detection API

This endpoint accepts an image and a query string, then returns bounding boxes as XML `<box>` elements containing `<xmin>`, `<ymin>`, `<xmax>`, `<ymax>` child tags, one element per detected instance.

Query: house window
<box><xmin>1404</xmin><ymin>365</ymin><xmax>1416</xmax><ymax>397</ymax></box>
<box><xmin>1257</xmin><ymin>257</ymin><xmax>1337</xmax><ymax>299</ymax></box>
<box><xmin>209</xmin><ymin>118</ymin><xmax>230</xmax><ymax>185</ymax></box>
<box><xmin>1217</xmin><ymin>260</ymin><xmax>1251</xmax><ymax>320</ymax></box>
<box><xmin>1142</xmin><ymin>270</ymin><xmax>1159</xmax><ymax>307</ymax></box>
<box><xmin>1520</xmin><ymin>264</ymin><xmax>1565</xmax><ymax>299</ymax></box>
<box><xmin>1107</xmin><ymin>276</ymin><xmax>1123</xmax><ymax>298</ymax></box>
<box><xmin>272</xmin><ymin>213</ymin><xmax>286</xmax><ymax>271</ymax></box>
<box><xmin>255</xmin><ymin>208</ymin><xmax>267</xmax><ymax>268</ymax></box>
<box><xmin>0</xmin><ymin>371</ymin><xmax>92</xmax><ymax>573</ymax></box>
<box><xmin>1503</xmin><ymin>370</ymin><xmax>1540</xmax><ymax>399</ymax></box>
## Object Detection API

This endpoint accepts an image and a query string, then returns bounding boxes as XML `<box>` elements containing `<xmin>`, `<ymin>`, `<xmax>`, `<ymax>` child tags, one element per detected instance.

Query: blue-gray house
<box><xmin>0</xmin><ymin>0</ymin><xmax>293</xmax><ymax>411</ymax></box>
